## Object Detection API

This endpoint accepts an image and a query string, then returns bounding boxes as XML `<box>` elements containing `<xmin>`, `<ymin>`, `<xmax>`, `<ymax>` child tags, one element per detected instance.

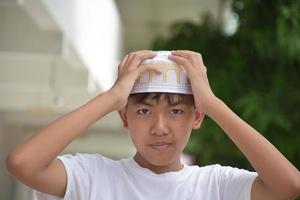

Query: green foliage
<box><xmin>151</xmin><ymin>0</ymin><xmax>300</xmax><ymax>170</ymax></box>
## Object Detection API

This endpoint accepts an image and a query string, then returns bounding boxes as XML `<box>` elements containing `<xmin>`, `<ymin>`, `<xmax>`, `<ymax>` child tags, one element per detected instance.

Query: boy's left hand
<box><xmin>171</xmin><ymin>50</ymin><xmax>300</xmax><ymax>200</ymax></box>
<box><xmin>169</xmin><ymin>50</ymin><xmax>216</xmax><ymax>113</ymax></box>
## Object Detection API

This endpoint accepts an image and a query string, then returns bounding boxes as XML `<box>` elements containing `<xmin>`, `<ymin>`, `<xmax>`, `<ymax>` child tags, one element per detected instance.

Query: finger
<box><xmin>172</xmin><ymin>50</ymin><xmax>199</xmax><ymax>56</ymax></box>
<box><xmin>124</xmin><ymin>51</ymin><xmax>157</xmax><ymax>70</ymax></box>
<box><xmin>125</xmin><ymin>50</ymin><xmax>156</xmax><ymax>68</ymax></box>
<box><xmin>171</xmin><ymin>50</ymin><xmax>194</xmax><ymax>57</ymax></box>
<box><xmin>170</xmin><ymin>54</ymin><xmax>208</xmax><ymax>77</ymax></box>
<box><xmin>126</xmin><ymin>50</ymin><xmax>156</xmax><ymax>61</ymax></box>
<box><xmin>123</xmin><ymin>51</ymin><xmax>149</xmax><ymax>69</ymax></box>
<box><xmin>137</xmin><ymin>63</ymin><xmax>162</xmax><ymax>75</ymax></box>
<box><xmin>128</xmin><ymin>64</ymin><xmax>161</xmax><ymax>84</ymax></box>
<box><xmin>168</xmin><ymin>54</ymin><xmax>193</xmax><ymax>71</ymax></box>
<box><xmin>130</xmin><ymin>50</ymin><xmax>155</xmax><ymax>55</ymax></box>
<box><xmin>118</xmin><ymin>55</ymin><xmax>129</xmax><ymax>71</ymax></box>
<box><xmin>171</xmin><ymin>50</ymin><xmax>204</xmax><ymax>66</ymax></box>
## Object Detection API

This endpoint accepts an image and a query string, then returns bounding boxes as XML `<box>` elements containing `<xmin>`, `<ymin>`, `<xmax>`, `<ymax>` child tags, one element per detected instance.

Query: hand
<box><xmin>168</xmin><ymin>50</ymin><xmax>216</xmax><ymax>113</ymax></box>
<box><xmin>109</xmin><ymin>50</ymin><xmax>160</xmax><ymax>110</ymax></box>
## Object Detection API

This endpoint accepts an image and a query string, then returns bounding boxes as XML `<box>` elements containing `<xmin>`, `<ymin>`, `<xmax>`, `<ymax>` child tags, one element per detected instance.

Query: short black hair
<box><xmin>128</xmin><ymin>92</ymin><xmax>194</xmax><ymax>106</ymax></box>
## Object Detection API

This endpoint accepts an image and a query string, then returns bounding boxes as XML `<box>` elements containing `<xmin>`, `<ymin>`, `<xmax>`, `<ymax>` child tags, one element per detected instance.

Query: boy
<box><xmin>6</xmin><ymin>50</ymin><xmax>300</xmax><ymax>200</ymax></box>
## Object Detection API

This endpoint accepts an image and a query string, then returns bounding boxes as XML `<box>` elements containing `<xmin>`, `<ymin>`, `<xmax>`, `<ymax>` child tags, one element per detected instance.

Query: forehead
<box><xmin>128</xmin><ymin>93</ymin><xmax>194</xmax><ymax>106</ymax></box>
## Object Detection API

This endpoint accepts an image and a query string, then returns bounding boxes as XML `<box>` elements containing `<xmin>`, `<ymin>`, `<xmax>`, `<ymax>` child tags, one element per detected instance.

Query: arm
<box><xmin>205</xmin><ymin>97</ymin><xmax>300</xmax><ymax>200</ymax></box>
<box><xmin>169</xmin><ymin>50</ymin><xmax>300</xmax><ymax>200</ymax></box>
<box><xmin>6</xmin><ymin>50</ymin><xmax>158</xmax><ymax>197</ymax></box>
<box><xmin>6</xmin><ymin>91</ymin><xmax>118</xmax><ymax>197</ymax></box>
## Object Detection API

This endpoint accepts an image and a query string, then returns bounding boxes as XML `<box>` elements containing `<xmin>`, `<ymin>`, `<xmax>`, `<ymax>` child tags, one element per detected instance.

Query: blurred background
<box><xmin>0</xmin><ymin>0</ymin><xmax>299</xmax><ymax>199</ymax></box>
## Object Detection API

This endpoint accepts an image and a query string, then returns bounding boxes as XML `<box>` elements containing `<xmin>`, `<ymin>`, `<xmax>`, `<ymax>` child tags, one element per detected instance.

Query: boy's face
<box><xmin>119</xmin><ymin>93</ymin><xmax>204</xmax><ymax>173</ymax></box>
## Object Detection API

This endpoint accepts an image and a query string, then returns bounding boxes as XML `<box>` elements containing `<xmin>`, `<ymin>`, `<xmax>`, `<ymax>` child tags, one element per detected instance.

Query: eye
<box><xmin>137</xmin><ymin>109</ymin><xmax>150</xmax><ymax>115</ymax></box>
<box><xmin>170</xmin><ymin>109</ymin><xmax>183</xmax><ymax>115</ymax></box>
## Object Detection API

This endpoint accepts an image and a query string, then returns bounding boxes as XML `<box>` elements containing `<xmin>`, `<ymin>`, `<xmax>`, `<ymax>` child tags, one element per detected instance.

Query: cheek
<box><xmin>173</xmin><ymin>114</ymin><xmax>195</xmax><ymax>129</ymax></box>
<box><xmin>173</xmin><ymin>116</ymin><xmax>194</xmax><ymax>142</ymax></box>
<box><xmin>127</xmin><ymin>115</ymin><xmax>149</xmax><ymax>144</ymax></box>
<box><xmin>127</xmin><ymin>114</ymin><xmax>148</xmax><ymax>131</ymax></box>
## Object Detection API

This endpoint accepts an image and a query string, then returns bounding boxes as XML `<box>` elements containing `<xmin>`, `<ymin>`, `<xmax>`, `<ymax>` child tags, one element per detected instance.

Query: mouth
<box><xmin>149</xmin><ymin>142</ymin><xmax>172</xmax><ymax>150</ymax></box>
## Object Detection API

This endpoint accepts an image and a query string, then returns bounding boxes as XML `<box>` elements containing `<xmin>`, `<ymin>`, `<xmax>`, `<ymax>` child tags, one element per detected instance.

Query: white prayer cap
<box><xmin>130</xmin><ymin>51</ymin><xmax>192</xmax><ymax>94</ymax></box>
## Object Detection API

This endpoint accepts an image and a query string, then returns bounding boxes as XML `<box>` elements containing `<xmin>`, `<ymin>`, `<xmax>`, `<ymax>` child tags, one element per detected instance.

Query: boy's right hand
<box><xmin>6</xmin><ymin>52</ymin><xmax>159</xmax><ymax>199</ymax></box>
<box><xmin>108</xmin><ymin>50</ymin><xmax>159</xmax><ymax>110</ymax></box>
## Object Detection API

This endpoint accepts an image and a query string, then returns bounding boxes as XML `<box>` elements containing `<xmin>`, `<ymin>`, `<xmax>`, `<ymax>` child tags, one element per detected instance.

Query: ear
<box><xmin>118</xmin><ymin>107</ymin><xmax>128</xmax><ymax>129</ymax></box>
<box><xmin>192</xmin><ymin>110</ymin><xmax>205</xmax><ymax>129</ymax></box>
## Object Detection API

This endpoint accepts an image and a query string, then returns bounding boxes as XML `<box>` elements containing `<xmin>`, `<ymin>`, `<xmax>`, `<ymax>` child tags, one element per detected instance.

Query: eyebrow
<box><xmin>135</xmin><ymin>100</ymin><xmax>186</xmax><ymax>107</ymax></box>
<box><xmin>169</xmin><ymin>101</ymin><xmax>187</xmax><ymax>106</ymax></box>
<box><xmin>135</xmin><ymin>101</ymin><xmax>153</xmax><ymax>106</ymax></box>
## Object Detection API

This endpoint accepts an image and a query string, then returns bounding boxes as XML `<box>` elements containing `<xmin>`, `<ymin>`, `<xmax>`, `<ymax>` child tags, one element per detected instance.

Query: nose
<box><xmin>150</xmin><ymin>115</ymin><xmax>170</xmax><ymax>136</ymax></box>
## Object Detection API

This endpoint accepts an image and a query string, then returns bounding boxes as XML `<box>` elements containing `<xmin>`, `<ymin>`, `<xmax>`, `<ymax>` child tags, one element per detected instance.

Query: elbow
<box><xmin>284</xmin><ymin>174</ymin><xmax>300</xmax><ymax>199</ymax></box>
<box><xmin>291</xmin><ymin>175</ymin><xmax>300</xmax><ymax>198</ymax></box>
<box><xmin>6</xmin><ymin>151</ymin><xmax>22</xmax><ymax>175</ymax></box>
<box><xmin>270</xmin><ymin>173</ymin><xmax>300</xmax><ymax>200</ymax></box>
<box><xmin>6</xmin><ymin>151</ymin><xmax>31</xmax><ymax>179</ymax></box>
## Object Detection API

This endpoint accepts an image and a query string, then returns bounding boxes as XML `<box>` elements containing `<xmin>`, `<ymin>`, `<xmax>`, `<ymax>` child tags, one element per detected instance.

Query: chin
<box><xmin>134</xmin><ymin>145</ymin><xmax>182</xmax><ymax>169</ymax></box>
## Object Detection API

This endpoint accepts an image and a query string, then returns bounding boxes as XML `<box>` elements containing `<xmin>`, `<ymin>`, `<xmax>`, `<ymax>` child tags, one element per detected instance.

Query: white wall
<box><xmin>0</xmin><ymin>115</ymin><xmax>23</xmax><ymax>200</ymax></box>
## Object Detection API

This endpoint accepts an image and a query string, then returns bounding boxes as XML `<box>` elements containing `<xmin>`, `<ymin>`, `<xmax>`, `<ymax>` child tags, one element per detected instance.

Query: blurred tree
<box><xmin>151</xmin><ymin>0</ymin><xmax>300</xmax><ymax>170</ymax></box>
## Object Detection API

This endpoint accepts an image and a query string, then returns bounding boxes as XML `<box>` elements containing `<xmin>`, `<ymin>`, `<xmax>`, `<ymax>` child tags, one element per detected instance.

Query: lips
<box><xmin>149</xmin><ymin>142</ymin><xmax>172</xmax><ymax>150</ymax></box>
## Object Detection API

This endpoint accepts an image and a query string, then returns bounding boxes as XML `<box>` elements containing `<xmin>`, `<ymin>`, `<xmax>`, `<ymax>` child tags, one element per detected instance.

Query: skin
<box><xmin>6</xmin><ymin>50</ymin><xmax>300</xmax><ymax>199</ymax></box>
<box><xmin>119</xmin><ymin>94</ymin><xmax>203</xmax><ymax>174</ymax></box>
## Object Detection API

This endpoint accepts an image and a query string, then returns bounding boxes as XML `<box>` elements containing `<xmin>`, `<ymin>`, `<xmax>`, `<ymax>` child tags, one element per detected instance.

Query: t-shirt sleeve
<box><xmin>215</xmin><ymin>165</ymin><xmax>257</xmax><ymax>200</ymax></box>
<box><xmin>35</xmin><ymin>153</ymin><xmax>108</xmax><ymax>200</ymax></box>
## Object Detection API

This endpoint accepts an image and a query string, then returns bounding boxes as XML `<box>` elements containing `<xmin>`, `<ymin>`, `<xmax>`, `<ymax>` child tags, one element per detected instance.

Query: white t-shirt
<box><xmin>36</xmin><ymin>153</ymin><xmax>257</xmax><ymax>200</ymax></box>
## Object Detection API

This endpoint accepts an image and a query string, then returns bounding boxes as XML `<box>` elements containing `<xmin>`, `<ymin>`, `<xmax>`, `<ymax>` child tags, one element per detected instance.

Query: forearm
<box><xmin>6</xmin><ymin>91</ymin><xmax>117</xmax><ymax>177</ymax></box>
<box><xmin>205</xmin><ymin>97</ymin><xmax>300</xmax><ymax>197</ymax></box>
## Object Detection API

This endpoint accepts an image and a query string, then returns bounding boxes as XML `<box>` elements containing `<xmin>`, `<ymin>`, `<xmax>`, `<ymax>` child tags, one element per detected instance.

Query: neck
<box><xmin>133</xmin><ymin>154</ymin><xmax>183</xmax><ymax>174</ymax></box>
